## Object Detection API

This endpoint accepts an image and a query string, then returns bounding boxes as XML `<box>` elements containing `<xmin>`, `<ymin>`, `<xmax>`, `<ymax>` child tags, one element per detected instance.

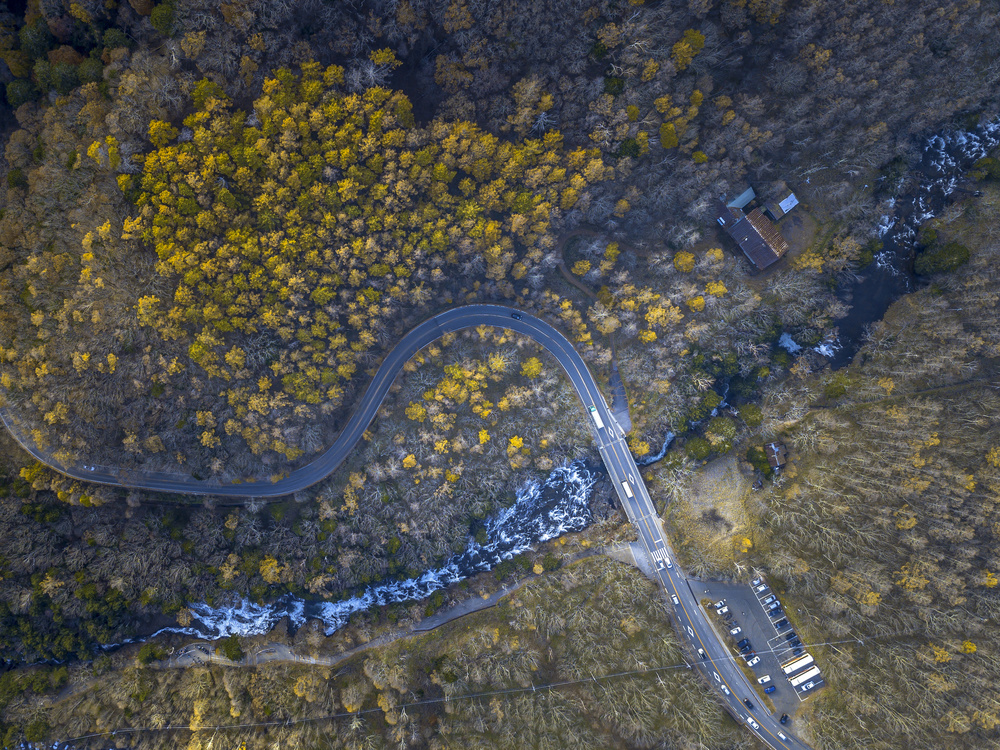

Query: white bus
<box><xmin>788</xmin><ymin>665</ymin><xmax>821</xmax><ymax>688</ymax></box>
<box><xmin>589</xmin><ymin>405</ymin><xmax>605</xmax><ymax>429</ymax></box>
<box><xmin>621</xmin><ymin>480</ymin><xmax>634</xmax><ymax>499</ymax></box>
<box><xmin>781</xmin><ymin>654</ymin><xmax>815</xmax><ymax>677</ymax></box>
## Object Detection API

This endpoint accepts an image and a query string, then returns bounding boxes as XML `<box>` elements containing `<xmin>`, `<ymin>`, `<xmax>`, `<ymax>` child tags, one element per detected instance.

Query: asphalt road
<box><xmin>0</xmin><ymin>304</ymin><xmax>811</xmax><ymax>749</ymax></box>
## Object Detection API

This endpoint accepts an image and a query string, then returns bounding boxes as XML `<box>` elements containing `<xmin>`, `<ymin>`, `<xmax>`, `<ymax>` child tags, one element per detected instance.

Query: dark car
<box><xmin>769</xmin><ymin>609</ymin><xmax>784</xmax><ymax>619</ymax></box>
<box><xmin>792</xmin><ymin>646</ymin><xmax>804</xmax><ymax>656</ymax></box>
<box><xmin>737</xmin><ymin>638</ymin><xmax>750</xmax><ymax>649</ymax></box>
<box><xmin>775</xmin><ymin>618</ymin><xmax>789</xmax><ymax>628</ymax></box>
<box><xmin>790</xmin><ymin>639</ymin><xmax>802</xmax><ymax>648</ymax></box>
<box><xmin>785</xmin><ymin>632</ymin><xmax>798</xmax><ymax>641</ymax></box>
<box><xmin>739</xmin><ymin>645</ymin><xmax>751</xmax><ymax>654</ymax></box>
<box><xmin>780</xmin><ymin>714</ymin><xmax>789</xmax><ymax>725</ymax></box>
<box><xmin>510</xmin><ymin>312</ymin><xmax>522</xmax><ymax>320</ymax></box>
<box><xmin>743</xmin><ymin>699</ymin><xmax>755</xmax><ymax>710</ymax></box>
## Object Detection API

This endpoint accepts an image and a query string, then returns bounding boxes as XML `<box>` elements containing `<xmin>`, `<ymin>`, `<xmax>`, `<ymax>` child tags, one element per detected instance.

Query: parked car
<box><xmin>671</xmin><ymin>594</ymin><xmax>679</xmax><ymax>605</ymax></box>
<box><xmin>768</xmin><ymin>601</ymin><xmax>781</xmax><ymax>610</ymax></box>
<box><xmin>786</xmin><ymin>632</ymin><xmax>798</xmax><ymax>641</ymax></box>
<box><xmin>764</xmin><ymin>685</ymin><xmax>776</xmax><ymax>694</ymax></box>
<box><xmin>737</xmin><ymin>638</ymin><xmax>750</xmax><ymax>649</ymax></box>
<box><xmin>790</xmin><ymin>639</ymin><xmax>802</xmax><ymax>648</ymax></box>
<box><xmin>757</xmin><ymin>675</ymin><xmax>771</xmax><ymax>685</ymax></box>
<box><xmin>730</xmin><ymin>626</ymin><xmax>742</xmax><ymax>636</ymax></box>
<box><xmin>717</xmin><ymin>606</ymin><xmax>730</xmax><ymax>615</ymax></box>
<box><xmin>792</xmin><ymin>647</ymin><xmax>804</xmax><ymax>656</ymax></box>
<box><xmin>752</xmin><ymin>577</ymin><xmax>762</xmax><ymax>587</ymax></box>
<box><xmin>743</xmin><ymin>699</ymin><xmax>755</xmax><ymax>710</ymax></box>
<box><xmin>780</xmin><ymin>714</ymin><xmax>789</xmax><ymax>725</ymax></box>
<box><xmin>775</xmin><ymin>618</ymin><xmax>789</xmax><ymax>628</ymax></box>
<box><xmin>747</xmin><ymin>656</ymin><xmax>761</xmax><ymax>667</ymax></box>
<box><xmin>763</xmin><ymin>595</ymin><xmax>775</xmax><ymax>605</ymax></box>
<box><xmin>714</xmin><ymin>600</ymin><xmax>726</xmax><ymax>608</ymax></box>
<box><xmin>769</xmin><ymin>609</ymin><xmax>784</xmax><ymax>618</ymax></box>
<box><xmin>755</xmin><ymin>584</ymin><xmax>768</xmax><ymax>593</ymax></box>
<box><xmin>802</xmin><ymin>681</ymin><xmax>815</xmax><ymax>691</ymax></box>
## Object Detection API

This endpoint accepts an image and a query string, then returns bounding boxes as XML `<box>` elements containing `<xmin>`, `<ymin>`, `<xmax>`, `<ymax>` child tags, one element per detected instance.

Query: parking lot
<box><xmin>698</xmin><ymin>578</ymin><xmax>821</xmax><ymax>721</ymax></box>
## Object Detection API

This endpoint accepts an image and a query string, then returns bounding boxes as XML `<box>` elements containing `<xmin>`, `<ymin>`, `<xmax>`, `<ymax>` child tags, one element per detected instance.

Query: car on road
<box><xmin>764</xmin><ymin>685</ymin><xmax>776</xmax><ymax>694</ymax></box>
<box><xmin>746</xmin><ymin>716</ymin><xmax>760</xmax><ymax>730</ymax></box>
<box><xmin>671</xmin><ymin>594</ymin><xmax>679</xmax><ymax>605</ymax></box>
<box><xmin>730</xmin><ymin>626</ymin><xmax>742</xmax><ymax>636</ymax></box>
<box><xmin>747</xmin><ymin>655</ymin><xmax>761</xmax><ymax>667</ymax></box>
<box><xmin>743</xmin><ymin>698</ymin><xmax>755</xmax><ymax>710</ymax></box>
<box><xmin>757</xmin><ymin>675</ymin><xmax>771</xmax><ymax>684</ymax></box>
<box><xmin>721</xmin><ymin>685</ymin><xmax>730</xmax><ymax>695</ymax></box>
<box><xmin>780</xmin><ymin>714</ymin><xmax>789</xmax><ymax>725</ymax></box>
<box><xmin>755</xmin><ymin>584</ymin><xmax>768</xmax><ymax>593</ymax></box>
<box><xmin>778</xmin><ymin>731</ymin><xmax>788</xmax><ymax>740</ymax></box>
<box><xmin>698</xmin><ymin>649</ymin><xmax>707</xmax><ymax>659</ymax></box>
<box><xmin>510</xmin><ymin>312</ymin><xmax>522</xmax><ymax>320</ymax></box>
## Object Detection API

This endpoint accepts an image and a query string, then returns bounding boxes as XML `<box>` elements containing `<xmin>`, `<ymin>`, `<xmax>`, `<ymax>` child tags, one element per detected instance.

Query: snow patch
<box><xmin>778</xmin><ymin>333</ymin><xmax>802</xmax><ymax>353</ymax></box>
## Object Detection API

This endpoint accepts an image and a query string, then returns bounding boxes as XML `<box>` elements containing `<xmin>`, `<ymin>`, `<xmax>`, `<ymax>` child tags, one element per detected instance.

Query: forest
<box><xmin>0</xmin><ymin>0</ymin><xmax>999</xmax><ymax>747</ymax></box>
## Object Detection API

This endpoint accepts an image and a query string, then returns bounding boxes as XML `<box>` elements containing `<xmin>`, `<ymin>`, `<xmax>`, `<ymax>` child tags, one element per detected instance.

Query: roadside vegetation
<box><xmin>0</xmin><ymin>558</ymin><xmax>756</xmax><ymax>750</ymax></box>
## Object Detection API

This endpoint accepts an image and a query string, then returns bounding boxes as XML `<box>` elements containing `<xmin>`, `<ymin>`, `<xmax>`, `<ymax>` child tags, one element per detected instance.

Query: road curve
<box><xmin>0</xmin><ymin>304</ymin><xmax>811</xmax><ymax>750</ymax></box>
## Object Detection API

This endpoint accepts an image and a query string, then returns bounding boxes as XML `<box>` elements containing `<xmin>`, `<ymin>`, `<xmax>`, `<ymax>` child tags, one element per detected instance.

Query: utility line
<box><xmin>56</xmin><ymin>628</ymin><xmax>920</xmax><ymax>744</ymax></box>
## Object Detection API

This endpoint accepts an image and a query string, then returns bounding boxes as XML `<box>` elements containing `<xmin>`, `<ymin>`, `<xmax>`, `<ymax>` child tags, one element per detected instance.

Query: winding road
<box><xmin>0</xmin><ymin>304</ymin><xmax>810</xmax><ymax>749</ymax></box>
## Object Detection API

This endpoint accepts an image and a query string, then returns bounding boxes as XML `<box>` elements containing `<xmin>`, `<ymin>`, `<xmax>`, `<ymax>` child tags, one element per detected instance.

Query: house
<box><xmin>764</xmin><ymin>182</ymin><xmax>799</xmax><ymax>221</ymax></box>
<box><xmin>764</xmin><ymin>442</ymin><xmax>788</xmax><ymax>470</ymax></box>
<box><xmin>716</xmin><ymin>199</ymin><xmax>789</xmax><ymax>271</ymax></box>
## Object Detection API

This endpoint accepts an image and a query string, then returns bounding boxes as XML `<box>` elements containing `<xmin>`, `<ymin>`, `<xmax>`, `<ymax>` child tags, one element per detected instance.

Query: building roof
<box><xmin>727</xmin><ymin>186</ymin><xmax>756</xmax><ymax>209</ymax></box>
<box><xmin>778</xmin><ymin>193</ymin><xmax>799</xmax><ymax>214</ymax></box>
<box><xmin>723</xmin><ymin>207</ymin><xmax>788</xmax><ymax>270</ymax></box>
<box><xmin>764</xmin><ymin>442</ymin><xmax>788</xmax><ymax>468</ymax></box>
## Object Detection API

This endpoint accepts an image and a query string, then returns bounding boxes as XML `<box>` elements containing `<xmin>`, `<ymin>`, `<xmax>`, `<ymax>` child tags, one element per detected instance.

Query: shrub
<box><xmin>7</xmin><ymin>168</ymin><xmax>27</xmax><ymax>189</ymax></box>
<box><xmin>617</xmin><ymin>137</ymin><xmax>640</xmax><ymax>159</ymax></box>
<box><xmin>103</xmin><ymin>28</ymin><xmax>131</xmax><ymax>49</ymax></box>
<box><xmin>914</xmin><ymin>241</ymin><xmax>970</xmax><ymax>275</ymax></box>
<box><xmin>604</xmin><ymin>76</ymin><xmax>624</xmax><ymax>96</ymax></box>
<box><xmin>218</xmin><ymin>634</ymin><xmax>243</xmax><ymax>661</ymax></box>
<box><xmin>5</xmin><ymin>79</ymin><xmax>37</xmax><ymax>108</ymax></box>
<box><xmin>746</xmin><ymin>446</ymin><xmax>773</xmax><ymax>476</ymax></box>
<box><xmin>18</xmin><ymin>20</ymin><xmax>53</xmax><ymax>58</ymax></box>
<box><xmin>685</xmin><ymin>436</ymin><xmax>712</xmax><ymax>461</ymax></box>
<box><xmin>739</xmin><ymin>403</ymin><xmax>763</xmax><ymax>428</ymax></box>
<box><xmin>150</xmin><ymin>1</ymin><xmax>176</xmax><ymax>36</ymax></box>
<box><xmin>137</xmin><ymin>643</ymin><xmax>165</xmax><ymax>664</ymax></box>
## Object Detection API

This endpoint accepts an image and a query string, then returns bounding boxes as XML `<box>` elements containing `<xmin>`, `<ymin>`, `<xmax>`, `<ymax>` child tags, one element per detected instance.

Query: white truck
<box><xmin>589</xmin><ymin>405</ymin><xmax>605</xmax><ymax>429</ymax></box>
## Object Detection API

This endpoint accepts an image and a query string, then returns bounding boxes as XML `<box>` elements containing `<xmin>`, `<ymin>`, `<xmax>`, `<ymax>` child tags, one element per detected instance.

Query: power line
<box><xmin>56</xmin><ymin>628</ymin><xmax>919</xmax><ymax>744</ymax></box>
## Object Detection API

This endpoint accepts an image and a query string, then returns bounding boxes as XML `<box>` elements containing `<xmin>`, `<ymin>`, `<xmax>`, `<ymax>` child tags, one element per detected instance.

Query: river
<box><xmin>144</xmin><ymin>461</ymin><xmax>597</xmax><ymax>641</ymax></box>
<box><xmin>827</xmin><ymin>116</ymin><xmax>1000</xmax><ymax>368</ymax></box>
